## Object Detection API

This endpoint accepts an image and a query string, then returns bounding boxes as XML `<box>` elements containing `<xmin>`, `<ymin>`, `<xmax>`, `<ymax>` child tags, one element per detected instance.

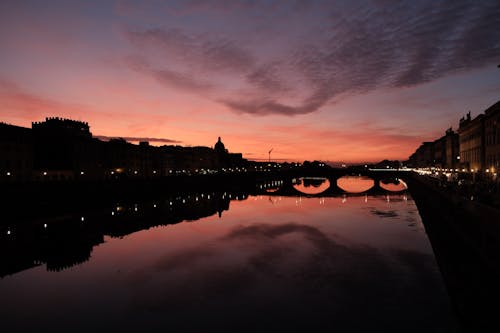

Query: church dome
<box><xmin>214</xmin><ymin>137</ymin><xmax>226</xmax><ymax>153</ymax></box>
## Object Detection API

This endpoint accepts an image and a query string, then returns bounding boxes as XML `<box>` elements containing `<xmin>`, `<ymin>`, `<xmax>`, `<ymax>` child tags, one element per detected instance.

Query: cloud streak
<box><xmin>123</xmin><ymin>0</ymin><xmax>500</xmax><ymax>116</ymax></box>
<box><xmin>94</xmin><ymin>135</ymin><xmax>181</xmax><ymax>144</ymax></box>
<box><xmin>126</xmin><ymin>28</ymin><xmax>255</xmax><ymax>73</ymax></box>
<box><xmin>125</xmin><ymin>56</ymin><xmax>213</xmax><ymax>93</ymax></box>
<box><xmin>0</xmin><ymin>79</ymin><xmax>88</xmax><ymax>121</ymax></box>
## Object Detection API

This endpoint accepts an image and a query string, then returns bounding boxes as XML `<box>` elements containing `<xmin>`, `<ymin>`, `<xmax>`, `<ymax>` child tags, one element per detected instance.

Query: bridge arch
<box><xmin>336</xmin><ymin>175</ymin><xmax>375</xmax><ymax>193</ymax></box>
<box><xmin>292</xmin><ymin>177</ymin><xmax>331</xmax><ymax>195</ymax></box>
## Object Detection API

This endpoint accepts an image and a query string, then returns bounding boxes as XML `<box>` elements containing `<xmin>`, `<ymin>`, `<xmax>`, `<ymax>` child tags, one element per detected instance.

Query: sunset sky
<box><xmin>1</xmin><ymin>0</ymin><xmax>499</xmax><ymax>163</ymax></box>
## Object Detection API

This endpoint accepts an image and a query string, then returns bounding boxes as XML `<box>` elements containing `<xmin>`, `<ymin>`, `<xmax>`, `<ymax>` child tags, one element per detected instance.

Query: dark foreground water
<box><xmin>0</xmin><ymin>187</ymin><xmax>457</xmax><ymax>332</ymax></box>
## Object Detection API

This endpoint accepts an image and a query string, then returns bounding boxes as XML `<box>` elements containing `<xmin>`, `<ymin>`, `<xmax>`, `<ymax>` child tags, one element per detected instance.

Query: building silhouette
<box><xmin>214</xmin><ymin>136</ymin><xmax>226</xmax><ymax>154</ymax></box>
<box><xmin>409</xmin><ymin>141</ymin><xmax>435</xmax><ymax>168</ymax></box>
<box><xmin>408</xmin><ymin>100</ymin><xmax>500</xmax><ymax>173</ymax></box>
<box><xmin>32</xmin><ymin>117</ymin><xmax>100</xmax><ymax>180</ymax></box>
<box><xmin>0</xmin><ymin>122</ymin><xmax>33</xmax><ymax>182</ymax></box>
<box><xmin>444</xmin><ymin>128</ymin><xmax>460</xmax><ymax>170</ymax></box>
<box><xmin>484</xmin><ymin>101</ymin><xmax>500</xmax><ymax>171</ymax></box>
<box><xmin>0</xmin><ymin>118</ymin><xmax>247</xmax><ymax>182</ymax></box>
<box><xmin>458</xmin><ymin>112</ymin><xmax>485</xmax><ymax>171</ymax></box>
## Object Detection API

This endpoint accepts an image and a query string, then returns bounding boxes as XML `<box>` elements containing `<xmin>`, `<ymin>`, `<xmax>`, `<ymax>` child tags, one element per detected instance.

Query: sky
<box><xmin>1</xmin><ymin>0</ymin><xmax>499</xmax><ymax>163</ymax></box>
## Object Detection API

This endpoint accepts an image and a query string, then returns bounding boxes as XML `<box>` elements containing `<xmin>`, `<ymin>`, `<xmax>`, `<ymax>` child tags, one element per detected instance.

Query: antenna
<box><xmin>268</xmin><ymin>148</ymin><xmax>273</xmax><ymax>162</ymax></box>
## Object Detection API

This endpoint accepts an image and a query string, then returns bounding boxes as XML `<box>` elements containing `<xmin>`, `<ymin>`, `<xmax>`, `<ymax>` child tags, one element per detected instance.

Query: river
<box><xmin>0</xmin><ymin>177</ymin><xmax>457</xmax><ymax>332</ymax></box>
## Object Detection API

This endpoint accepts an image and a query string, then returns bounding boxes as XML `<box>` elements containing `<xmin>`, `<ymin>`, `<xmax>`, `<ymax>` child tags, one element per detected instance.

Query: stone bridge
<box><xmin>254</xmin><ymin>169</ymin><xmax>412</xmax><ymax>197</ymax></box>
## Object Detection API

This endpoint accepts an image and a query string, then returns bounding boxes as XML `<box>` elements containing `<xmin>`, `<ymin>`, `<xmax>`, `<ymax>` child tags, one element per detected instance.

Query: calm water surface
<box><xmin>0</xmin><ymin>184</ymin><xmax>456</xmax><ymax>332</ymax></box>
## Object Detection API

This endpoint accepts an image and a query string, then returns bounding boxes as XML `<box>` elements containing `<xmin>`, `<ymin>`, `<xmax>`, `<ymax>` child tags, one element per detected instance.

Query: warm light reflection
<box><xmin>379</xmin><ymin>179</ymin><xmax>408</xmax><ymax>192</ymax></box>
<box><xmin>337</xmin><ymin>176</ymin><xmax>375</xmax><ymax>193</ymax></box>
<box><xmin>292</xmin><ymin>177</ymin><xmax>330</xmax><ymax>195</ymax></box>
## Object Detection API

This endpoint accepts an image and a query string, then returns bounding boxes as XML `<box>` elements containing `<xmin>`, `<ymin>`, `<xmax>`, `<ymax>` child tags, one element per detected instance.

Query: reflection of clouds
<box><xmin>153</xmin><ymin>246</ymin><xmax>216</xmax><ymax>272</ymax></box>
<box><xmin>125</xmin><ymin>222</ymin><xmax>450</xmax><ymax>331</ymax></box>
<box><xmin>370</xmin><ymin>209</ymin><xmax>399</xmax><ymax>218</ymax></box>
<box><xmin>366</xmin><ymin>204</ymin><xmax>424</xmax><ymax>233</ymax></box>
<box><xmin>223</xmin><ymin>223</ymin><xmax>329</xmax><ymax>244</ymax></box>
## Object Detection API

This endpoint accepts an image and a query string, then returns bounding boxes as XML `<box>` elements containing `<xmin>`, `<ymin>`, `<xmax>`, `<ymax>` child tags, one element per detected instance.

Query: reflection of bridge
<box><xmin>1</xmin><ymin>168</ymin><xmax>411</xmax><ymax>277</ymax></box>
<box><xmin>255</xmin><ymin>169</ymin><xmax>411</xmax><ymax>197</ymax></box>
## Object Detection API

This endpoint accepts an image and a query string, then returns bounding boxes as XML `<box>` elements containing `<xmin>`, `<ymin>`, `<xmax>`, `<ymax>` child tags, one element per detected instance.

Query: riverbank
<box><xmin>407</xmin><ymin>173</ymin><xmax>500</xmax><ymax>332</ymax></box>
<box><xmin>0</xmin><ymin>173</ymin><xmax>264</xmax><ymax>222</ymax></box>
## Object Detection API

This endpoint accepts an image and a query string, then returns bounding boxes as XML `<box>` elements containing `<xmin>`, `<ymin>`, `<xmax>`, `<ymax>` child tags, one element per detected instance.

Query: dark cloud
<box><xmin>201</xmin><ymin>38</ymin><xmax>255</xmax><ymax>72</ymax></box>
<box><xmin>370</xmin><ymin>209</ymin><xmax>399</xmax><ymax>218</ymax></box>
<box><xmin>126</xmin><ymin>28</ymin><xmax>255</xmax><ymax>73</ymax></box>
<box><xmin>287</xmin><ymin>0</ymin><xmax>500</xmax><ymax>110</ymax></box>
<box><xmin>124</xmin><ymin>1</ymin><xmax>500</xmax><ymax>116</ymax></box>
<box><xmin>245</xmin><ymin>62</ymin><xmax>290</xmax><ymax>93</ymax></box>
<box><xmin>94</xmin><ymin>135</ymin><xmax>180</xmax><ymax>144</ymax></box>
<box><xmin>220</xmin><ymin>98</ymin><xmax>320</xmax><ymax>116</ymax></box>
<box><xmin>125</xmin><ymin>56</ymin><xmax>213</xmax><ymax>93</ymax></box>
<box><xmin>151</xmin><ymin>67</ymin><xmax>213</xmax><ymax>92</ymax></box>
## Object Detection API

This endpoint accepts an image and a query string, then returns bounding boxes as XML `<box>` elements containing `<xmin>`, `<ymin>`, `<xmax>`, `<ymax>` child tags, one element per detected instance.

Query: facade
<box><xmin>32</xmin><ymin>117</ymin><xmax>99</xmax><ymax>181</ymax></box>
<box><xmin>0</xmin><ymin>118</ymin><xmax>247</xmax><ymax>182</ymax></box>
<box><xmin>432</xmin><ymin>136</ymin><xmax>446</xmax><ymax>168</ymax></box>
<box><xmin>408</xmin><ymin>141</ymin><xmax>434</xmax><ymax>168</ymax></box>
<box><xmin>408</xmin><ymin>100</ymin><xmax>499</xmax><ymax>173</ymax></box>
<box><xmin>484</xmin><ymin>101</ymin><xmax>500</xmax><ymax>172</ymax></box>
<box><xmin>444</xmin><ymin>128</ymin><xmax>459</xmax><ymax>170</ymax></box>
<box><xmin>408</xmin><ymin>130</ymin><xmax>459</xmax><ymax>170</ymax></box>
<box><xmin>101</xmin><ymin>138</ymin><xmax>144</xmax><ymax>178</ymax></box>
<box><xmin>0</xmin><ymin>123</ymin><xmax>33</xmax><ymax>182</ymax></box>
<box><xmin>458</xmin><ymin>112</ymin><xmax>485</xmax><ymax>171</ymax></box>
<box><xmin>164</xmin><ymin>145</ymin><xmax>219</xmax><ymax>171</ymax></box>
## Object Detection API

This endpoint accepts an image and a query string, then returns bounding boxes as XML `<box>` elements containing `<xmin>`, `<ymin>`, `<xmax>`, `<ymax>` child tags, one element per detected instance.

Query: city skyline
<box><xmin>1</xmin><ymin>0</ymin><xmax>500</xmax><ymax>162</ymax></box>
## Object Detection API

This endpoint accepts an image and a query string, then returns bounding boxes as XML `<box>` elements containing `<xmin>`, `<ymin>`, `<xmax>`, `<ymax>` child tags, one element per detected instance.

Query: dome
<box><xmin>214</xmin><ymin>137</ymin><xmax>226</xmax><ymax>153</ymax></box>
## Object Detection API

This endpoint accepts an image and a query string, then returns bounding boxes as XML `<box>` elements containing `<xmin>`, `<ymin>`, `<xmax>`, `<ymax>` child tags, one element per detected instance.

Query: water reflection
<box><xmin>0</xmin><ymin>178</ymin><xmax>455</xmax><ymax>332</ymax></box>
<box><xmin>0</xmin><ymin>192</ymin><xmax>234</xmax><ymax>277</ymax></box>
<box><xmin>337</xmin><ymin>175</ymin><xmax>375</xmax><ymax>193</ymax></box>
<box><xmin>257</xmin><ymin>179</ymin><xmax>283</xmax><ymax>193</ymax></box>
<box><xmin>380</xmin><ymin>178</ymin><xmax>408</xmax><ymax>192</ymax></box>
<box><xmin>129</xmin><ymin>218</ymin><xmax>441</xmax><ymax>331</ymax></box>
<box><xmin>0</xmin><ymin>182</ymin><xmax>412</xmax><ymax>279</ymax></box>
<box><xmin>292</xmin><ymin>177</ymin><xmax>330</xmax><ymax>194</ymax></box>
